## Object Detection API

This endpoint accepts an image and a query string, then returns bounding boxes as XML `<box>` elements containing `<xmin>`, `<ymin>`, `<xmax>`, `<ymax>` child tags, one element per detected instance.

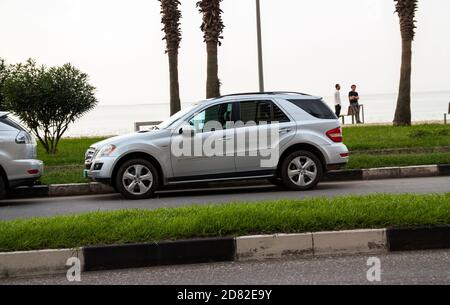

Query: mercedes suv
<box><xmin>85</xmin><ymin>92</ymin><xmax>349</xmax><ymax>199</ymax></box>
<box><xmin>0</xmin><ymin>112</ymin><xmax>43</xmax><ymax>199</ymax></box>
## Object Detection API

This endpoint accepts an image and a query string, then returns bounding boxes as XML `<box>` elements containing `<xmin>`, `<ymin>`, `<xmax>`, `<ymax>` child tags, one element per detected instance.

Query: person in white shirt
<box><xmin>334</xmin><ymin>84</ymin><xmax>342</xmax><ymax>117</ymax></box>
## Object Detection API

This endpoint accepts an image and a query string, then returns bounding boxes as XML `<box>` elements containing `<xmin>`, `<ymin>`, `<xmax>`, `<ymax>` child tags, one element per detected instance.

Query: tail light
<box><xmin>326</xmin><ymin>127</ymin><xmax>343</xmax><ymax>143</ymax></box>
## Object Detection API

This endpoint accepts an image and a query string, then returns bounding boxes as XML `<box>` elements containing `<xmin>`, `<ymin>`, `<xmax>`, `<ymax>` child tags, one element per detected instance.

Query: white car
<box><xmin>85</xmin><ymin>92</ymin><xmax>349</xmax><ymax>199</ymax></box>
<box><xmin>0</xmin><ymin>112</ymin><xmax>43</xmax><ymax>199</ymax></box>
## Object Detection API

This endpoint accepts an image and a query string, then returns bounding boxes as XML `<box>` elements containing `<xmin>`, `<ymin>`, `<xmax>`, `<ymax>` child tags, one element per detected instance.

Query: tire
<box><xmin>115</xmin><ymin>159</ymin><xmax>159</xmax><ymax>200</ymax></box>
<box><xmin>280</xmin><ymin>150</ymin><xmax>323</xmax><ymax>191</ymax></box>
<box><xmin>0</xmin><ymin>175</ymin><xmax>6</xmax><ymax>200</ymax></box>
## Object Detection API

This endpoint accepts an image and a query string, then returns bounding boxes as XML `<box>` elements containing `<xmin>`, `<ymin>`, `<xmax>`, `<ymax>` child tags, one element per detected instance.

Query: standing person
<box><xmin>348</xmin><ymin>84</ymin><xmax>362</xmax><ymax>124</ymax></box>
<box><xmin>334</xmin><ymin>84</ymin><xmax>342</xmax><ymax>117</ymax></box>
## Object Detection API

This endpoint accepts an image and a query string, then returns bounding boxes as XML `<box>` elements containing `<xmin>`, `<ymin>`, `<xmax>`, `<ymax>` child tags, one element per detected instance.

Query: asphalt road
<box><xmin>0</xmin><ymin>176</ymin><xmax>449</xmax><ymax>220</ymax></box>
<box><xmin>1</xmin><ymin>250</ymin><xmax>449</xmax><ymax>285</ymax></box>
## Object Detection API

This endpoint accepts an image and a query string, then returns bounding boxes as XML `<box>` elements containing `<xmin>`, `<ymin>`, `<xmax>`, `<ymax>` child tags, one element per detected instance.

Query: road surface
<box><xmin>1</xmin><ymin>250</ymin><xmax>449</xmax><ymax>285</ymax></box>
<box><xmin>0</xmin><ymin>176</ymin><xmax>449</xmax><ymax>220</ymax></box>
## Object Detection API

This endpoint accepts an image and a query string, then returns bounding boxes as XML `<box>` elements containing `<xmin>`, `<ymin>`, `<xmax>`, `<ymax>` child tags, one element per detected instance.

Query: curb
<box><xmin>325</xmin><ymin>164</ymin><xmax>450</xmax><ymax>182</ymax></box>
<box><xmin>1</xmin><ymin>226</ymin><xmax>449</xmax><ymax>279</ymax></box>
<box><xmin>83</xmin><ymin>237</ymin><xmax>236</xmax><ymax>271</ymax></box>
<box><xmin>5</xmin><ymin>164</ymin><xmax>450</xmax><ymax>199</ymax></box>
<box><xmin>387</xmin><ymin>226</ymin><xmax>450</xmax><ymax>251</ymax></box>
<box><xmin>0</xmin><ymin>248</ymin><xmax>83</xmax><ymax>278</ymax></box>
<box><xmin>7</xmin><ymin>182</ymin><xmax>114</xmax><ymax>199</ymax></box>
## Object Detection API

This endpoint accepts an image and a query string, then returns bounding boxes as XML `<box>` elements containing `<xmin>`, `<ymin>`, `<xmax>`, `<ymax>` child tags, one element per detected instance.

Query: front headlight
<box><xmin>96</xmin><ymin>144</ymin><xmax>117</xmax><ymax>158</ymax></box>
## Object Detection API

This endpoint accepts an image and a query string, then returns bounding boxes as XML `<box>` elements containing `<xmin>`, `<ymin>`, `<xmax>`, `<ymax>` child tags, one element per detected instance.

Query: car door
<box><xmin>170</xmin><ymin>102</ymin><xmax>237</xmax><ymax>179</ymax></box>
<box><xmin>234</xmin><ymin>99</ymin><xmax>296</xmax><ymax>172</ymax></box>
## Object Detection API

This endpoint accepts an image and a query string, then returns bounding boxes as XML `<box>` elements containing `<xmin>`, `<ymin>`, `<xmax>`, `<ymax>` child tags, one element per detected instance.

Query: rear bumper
<box><xmin>9</xmin><ymin>177</ymin><xmax>40</xmax><ymax>188</ymax></box>
<box><xmin>7</xmin><ymin>159</ymin><xmax>43</xmax><ymax>181</ymax></box>
<box><xmin>7</xmin><ymin>159</ymin><xmax>43</xmax><ymax>187</ymax></box>
<box><xmin>324</xmin><ymin>143</ymin><xmax>349</xmax><ymax>166</ymax></box>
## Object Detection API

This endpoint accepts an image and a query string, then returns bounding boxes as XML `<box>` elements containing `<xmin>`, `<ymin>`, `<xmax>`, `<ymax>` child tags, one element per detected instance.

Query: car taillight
<box><xmin>326</xmin><ymin>127</ymin><xmax>343</xmax><ymax>143</ymax></box>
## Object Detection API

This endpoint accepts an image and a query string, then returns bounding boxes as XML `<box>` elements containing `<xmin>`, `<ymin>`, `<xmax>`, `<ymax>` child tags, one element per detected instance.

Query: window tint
<box><xmin>240</xmin><ymin>100</ymin><xmax>290</xmax><ymax>124</ymax></box>
<box><xmin>287</xmin><ymin>99</ymin><xmax>337</xmax><ymax>119</ymax></box>
<box><xmin>189</xmin><ymin>102</ymin><xmax>233</xmax><ymax>131</ymax></box>
<box><xmin>273</xmin><ymin>104</ymin><xmax>290</xmax><ymax>122</ymax></box>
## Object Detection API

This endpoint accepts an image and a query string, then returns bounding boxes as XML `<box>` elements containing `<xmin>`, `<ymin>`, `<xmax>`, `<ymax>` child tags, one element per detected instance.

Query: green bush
<box><xmin>2</xmin><ymin>59</ymin><xmax>98</xmax><ymax>154</ymax></box>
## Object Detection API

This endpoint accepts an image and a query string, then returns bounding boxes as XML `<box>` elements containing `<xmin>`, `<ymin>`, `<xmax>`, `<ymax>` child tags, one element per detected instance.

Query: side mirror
<box><xmin>179</xmin><ymin>127</ymin><xmax>195</xmax><ymax>136</ymax></box>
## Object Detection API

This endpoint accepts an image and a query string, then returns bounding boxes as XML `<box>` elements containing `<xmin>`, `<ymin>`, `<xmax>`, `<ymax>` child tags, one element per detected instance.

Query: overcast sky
<box><xmin>1</xmin><ymin>0</ymin><xmax>449</xmax><ymax>105</ymax></box>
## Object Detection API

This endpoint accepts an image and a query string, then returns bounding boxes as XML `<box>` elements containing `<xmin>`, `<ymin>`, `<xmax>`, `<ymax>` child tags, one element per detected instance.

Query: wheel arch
<box><xmin>111</xmin><ymin>152</ymin><xmax>164</xmax><ymax>189</ymax></box>
<box><xmin>277</xmin><ymin>143</ymin><xmax>327</xmax><ymax>177</ymax></box>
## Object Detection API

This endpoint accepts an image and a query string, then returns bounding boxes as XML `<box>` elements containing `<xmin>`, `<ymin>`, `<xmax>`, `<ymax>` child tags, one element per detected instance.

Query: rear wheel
<box><xmin>281</xmin><ymin>150</ymin><xmax>323</xmax><ymax>191</ymax></box>
<box><xmin>0</xmin><ymin>175</ymin><xmax>6</xmax><ymax>200</ymax></box>
<box><xmin>115</xmin><ymin>159</ymin><xmax>159</xmax><ymax>200</ymax></box>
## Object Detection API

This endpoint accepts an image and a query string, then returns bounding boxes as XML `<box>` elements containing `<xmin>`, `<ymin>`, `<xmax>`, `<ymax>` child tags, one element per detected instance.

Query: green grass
<box><xmin>35</xmin><ymin>124</ymin><xmax>450</xmax><ymax>185</ymax></box>
<box><xmin>40</xmin><ymin>165</ymin><xmax>88</xmax><ymax>185</ymax></box>
<box><xmin>0</xmin><ymin>193</ymin><xmax>449</xmax><ymax>252</ymax></box>
<box><xmin>343</xmin><ymin>124</ymin><xmax>450</xmax><ymax>151</ymax></box>
<box><xmin>347</xmin><ymin>152</ymin><xmax>450</xmax><ymax>169</ymax></box>
<box><xmin>37</xmin><ymin>137</ymin><xmax>106</xmax><ymax>166</ymax></box>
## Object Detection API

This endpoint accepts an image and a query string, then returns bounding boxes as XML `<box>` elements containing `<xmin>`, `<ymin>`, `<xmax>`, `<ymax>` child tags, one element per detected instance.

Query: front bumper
<box><xmin>84</xmin><ymin>156</ymin><xmax>116</xmax><ymax>182</ymax></box>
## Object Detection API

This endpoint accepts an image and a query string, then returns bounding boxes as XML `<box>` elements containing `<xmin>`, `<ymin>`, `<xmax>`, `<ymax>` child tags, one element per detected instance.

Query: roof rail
<box><xmin>212</xmin><ymin>91</ymin><xmax>311</xmax><ymax>100</ymax></box>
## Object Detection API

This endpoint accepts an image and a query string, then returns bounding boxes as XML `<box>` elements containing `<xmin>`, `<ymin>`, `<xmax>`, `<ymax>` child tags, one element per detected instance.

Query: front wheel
<box><xmin>115</xmin><ymin>159</ymin><xmax>159</xmax><ymax>200</ymax></box>
<box><xmin>280</xmin><ymin>150</ymin><xmax>323</xmax><ymax>191</ymax></box>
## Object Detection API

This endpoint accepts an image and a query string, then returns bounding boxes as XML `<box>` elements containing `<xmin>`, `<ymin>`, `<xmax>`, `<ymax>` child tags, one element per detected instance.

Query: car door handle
<box><xmin>279</xmin><ymin>128</ymin><xmax>292</xmax><ymax>134</ymax></box>
<box><xmin>218</xmin><ymin>136</ymin><xmax>232</xmax><ymax>141</ymax></box>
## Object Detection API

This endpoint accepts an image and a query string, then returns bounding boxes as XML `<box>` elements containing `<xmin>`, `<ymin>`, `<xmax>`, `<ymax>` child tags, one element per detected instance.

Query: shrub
<box><xmin>0</xmin><ymin>58</ymin><xmax>9</xmax><ymax>110</ymax></box>
<box><xmin>2</xmin><ymin>59</ymin><xmax>98</xmax><ymax>154</ymax></box>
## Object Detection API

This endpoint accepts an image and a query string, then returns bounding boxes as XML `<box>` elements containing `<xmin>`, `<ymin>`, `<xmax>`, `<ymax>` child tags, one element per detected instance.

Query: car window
<box><xmin>272</xmin><ymin>103</ymin><xmax>291</xmax><ymax>123</ymax></box>
<box><xmin>287</xmin><ymin>99</ymin><xmax>337</xmax><ymax>119</ymax></box>
<box><xmin>239</xmin><ymin>100</ymin><xmax>290</xmax><ymax>124</ymax></box>
<box><xmin>0</xmin><ymin>117</ymin><xmax>26</xmax><ymax>131</ymax></box>
<box><xmin>188</xmin><ymin>102</ymin><xmax>234</xmax><ymax>132</ymax></box>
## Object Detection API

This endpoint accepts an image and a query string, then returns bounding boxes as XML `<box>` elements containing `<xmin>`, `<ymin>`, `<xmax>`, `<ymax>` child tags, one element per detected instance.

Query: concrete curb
<box><xmin>0</xmin><ymin>248</ymin><xmax>83</xmax><ymax>278</ymax></box>
<box><xmin>83</xmin><ymin>237</ymin><xmax>236</xmax><ymax>271</ymax></box>
<box><xmin>4</xmin><ymin>164</ymin><xmax>450</xmax><ymax>199</ymax></box>
<box><xmin>1</xmin><ymin>226</ymin><xmax>449</xmax><ymax>279</ymax></box>
<box><xmin>326</xmin><ymin>164</ymin><xmax>448</xmax><ymax>181</ymax></box>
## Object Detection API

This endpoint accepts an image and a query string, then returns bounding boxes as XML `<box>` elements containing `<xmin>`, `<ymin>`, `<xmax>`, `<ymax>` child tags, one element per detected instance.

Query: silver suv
<box><xmin>85</xmin><ymin>92</ymin><xmax>349</xmax><ymax>199</ymax></box>
<box><xmin>0</xmin><ymin>112</ymin><xmax>43</xmax><ymax>199</ymax></box>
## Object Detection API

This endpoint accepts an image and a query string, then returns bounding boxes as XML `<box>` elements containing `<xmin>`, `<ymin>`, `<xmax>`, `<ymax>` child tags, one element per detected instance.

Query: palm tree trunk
<box><xmin>206</xmin><ymin>41</ymin><xmax>220</xmax><ymax>98</ymax></box>
<box><xmin>393</xmin><ymin>39</ymin><xmax>412</xmax><ymax>126</ymax></box>
<box><xmin>168</xmin><ymin>50</ymin><xmax>181</xmax><ymax>115</ymax></box>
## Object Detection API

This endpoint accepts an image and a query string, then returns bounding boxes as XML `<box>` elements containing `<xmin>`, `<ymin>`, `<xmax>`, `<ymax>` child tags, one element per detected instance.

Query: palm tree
<box><xmin>196</xmin><ymin>0</ymin><xmax>224</xmax><ymax>98</ymax></box>
<box><xmin>393</xmin><ymin>0</ymin><xmax>418</xmax><ymax>126</ymax></box>
<box><xmin>159</xmin><ymin>0</ymin><xmax>182</xmax><ymax>115</ymax></box>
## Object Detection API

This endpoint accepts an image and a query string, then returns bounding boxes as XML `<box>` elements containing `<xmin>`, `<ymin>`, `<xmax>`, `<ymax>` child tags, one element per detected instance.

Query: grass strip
<box><xmin>0</xmin><ymin>193</ymin><xmax>449</xmax><ymax>252</ymax></box>
<box><xmin>347</xmin><ymin>152</ymin><xmax>450</xmax><ymax>169</ymax></box>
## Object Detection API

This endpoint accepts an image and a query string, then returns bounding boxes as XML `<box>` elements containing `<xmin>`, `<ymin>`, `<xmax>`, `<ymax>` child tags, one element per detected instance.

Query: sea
<box><xmin>64</xmin><ymin>91</ymin><xmax>450</xmax><ymax>137</ymax></box>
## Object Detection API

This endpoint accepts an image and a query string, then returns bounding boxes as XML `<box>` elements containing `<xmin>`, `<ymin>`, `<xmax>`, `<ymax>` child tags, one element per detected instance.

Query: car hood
<box><xmin>90</xmin><ymin>129</ymin><xmax>170</xmax><ymax>150</ymax></box>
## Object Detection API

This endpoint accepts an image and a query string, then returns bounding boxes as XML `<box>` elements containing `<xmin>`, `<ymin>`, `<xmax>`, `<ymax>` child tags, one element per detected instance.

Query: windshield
<box><xmin>157</xmin><ymin>104</ymin><xmax>198</xmax><ymax>129</ymax></box>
